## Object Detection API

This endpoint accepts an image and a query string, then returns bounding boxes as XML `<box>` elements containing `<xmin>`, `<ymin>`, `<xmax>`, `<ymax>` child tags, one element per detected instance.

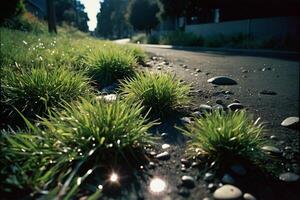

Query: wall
<box><xmin>185</xmin><ymin>16</ymin><xmax>300</xmax><ymax>38</ymax></box>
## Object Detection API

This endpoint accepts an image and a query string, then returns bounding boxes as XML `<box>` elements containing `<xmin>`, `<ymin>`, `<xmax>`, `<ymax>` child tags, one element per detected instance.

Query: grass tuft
<box><xmin>180</xmin><ymin>110</ymin><xmax>268</xmax><ymax>166</ymax></box>
<box><xmin>84</xmin><ymin>47</ymin><xmax>137</xmax><ymax>86</ymax></box>
<box><xmin>122</xmin><ymin>44</ymin><xmax>147</xmax><ymax>64</ymax></box>
<box><xmin>120</xmin><ymin>72</ymin><xmax>191</xmax><ymax>117</ymax></box>
<box><xmin>0</xmin><ymin>98</ymin><xmax>155</xmax><ymax>197</ymax></box>
<box><xmin>2</xmin><ymin>66</ymin><xmax>93</xmax><ymax>120</ymax></box>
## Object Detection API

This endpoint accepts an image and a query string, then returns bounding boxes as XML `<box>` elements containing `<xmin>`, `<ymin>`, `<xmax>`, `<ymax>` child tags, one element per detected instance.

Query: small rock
<box><xmin>242</xmin><ymin>70</ymin><xmax>249</xmax><ymax>73</ymax></box>
<box><xmin>96</xmin><ymin>94</ymin><xmax>117</xmax><ymax>102</ymax></box>
<box><xmin>157</xmin><ymin>66</ymin><xmax>162</xmax><ymax>70</ymax></box>
<box><xmin>213</xmin><ymin>185</ymin><xmax>242</xmax><ymax>200</ymax></box>
<box><xmin>207</xmin><ymin>76</ymin><xmax>237</xmax><ymax>85</ymax></box>
<box><xmin>178</xmin><ymin>188</ymin><xmax>190</xmax><ymax>197</ymax></box>
<box><xmin>149</xmin><ymin>162</ymin><xmax>156</xmax><ymax>169</ymax></box>
<box><xmin>183</xmin><ymin>65</ymin><xmax>188</xmax><ymax>69</ymax></box>
<box><xmin>221</xmin><ymin>174</ymin><xmax>235</xmax><ymax>184</ymax></box>
<box><xmin>192</xmin><ymin>111</ymin><xmax>203</xmax><ymax>117</ymax></box>
<box><xmin>281</xmin><ymin>117</ymin><xmax>299</xmax><ymax>129</ymax></box>
<box><xmin>270</xmin><ymin>135</ymin><xmax>277</xmax><ymax>140</ymax></box>
<box><xmin>181</xmin><ymin>167</ymin><xmax>187</xmax><ymax>172</ymax></box>
<box><xmin>203</xmin><ymin>172</ymin><xmax>214</xmax><ymax>182</ymax></box>
<box><xmin>100</xmin><ymin>84</ymin><xmax>118</xmax><ymax>94</ymax></box>
<box><xmin>149</xmin><ymin>151</ymin><xmax>157</xmax><ymax>156</ymax></box>
<box><xmin>233</xmin><ymin>99</ymin><xmax>240</xmax><ymax>103</ymax></box>
<box><xmin>262</xmin><ymin>67</ymin><xmax>272</xmax><ymax>71</ymax></box>
<box><xmin>191</xmin><ymin>161</ymin><xmax>199</xmax><ymax>168</ymax></box>
<box><xmin>203</xmin><ymin>198</ymin><xmax>211</xmax><ymax>200</ymax></box>
<box><xmin>230</xmin><ymin>164</ymin><xmax>247</xmax><ymax>176</ymax></box>
<box><xmin>260</xmin><ymin>90</ymin><xmax>277</xmax><ymax>95</ymax></box>
<box><xmin>195</xmin><ymin>68</ymin><xmax>201</xmax><ymax>72</ymax></box>
<box><xmin>284</xmin><ymin>146</ymin><xmax>292</xmax><ymax>151</ymax></box>
<box><xmin>181</xmin><ymin>158</ymin><xmax>189</xmax><ymax>165</ymax></box>
<box><xmin>212</xmin><ymin>104</ymin><xmax>224</xmax><ymax>111</ymax></box>
<box><xmin>161</xmin><ymin>133</ymin><xmax>168</xmax><ymax>139</ymax></box>
<box><xmin>216</xmin><ymin>99</ymin><xmax>223</xmax><ymax>105</ymax></box>
<box><xmin>262</xmin><ymin>146</ymin><xmax>282</xmax><ymax>156</ymax></box>
<box><xmin>227</xmin><ymin>103</ymin><xmax>244</xmax><ymax>111</ymax></box>
<box><xmin>243</xmin><ymin>193</ymin><xmax>257</xmax><ymax>200</ymax></box>
<box><xmin>224</xmin><ymin>90</ymin><xmax>234</xmax><ymax>95</ymax></box>
<box><xmin>181</xmin><ymin>117</ymin><xmax>192</xmax><ymax>124</ymax></box>
<box><xmin>199</xmin><ymin>104</ymin><xmax>212</xmax><ymax>112</ymax></box>
<box><xmin>279</xmin><ymin>172</ymin><xmax>300</xmax><ymax>183</ymax></box>
<box><xmin>162</xmin><ymin>144</ymin><xmax>171</xmax><ymax>149</ymax></box>
<box><xmin>155</xmin><ymin>151</ymin><xmax>170</xmax><ymax>160</ymax></box>
<box><xmin>207</xmin><ymin>183</ymin><xmax>217</xmax><ymax>191</ymax></box>
<box><xmin>181</xmin><ymin>175</ymin><xmax>195</xmax><ymax>188</ymax></box>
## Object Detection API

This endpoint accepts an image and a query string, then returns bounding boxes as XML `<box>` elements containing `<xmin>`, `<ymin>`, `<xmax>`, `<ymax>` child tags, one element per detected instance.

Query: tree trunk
<box><xmin>46</xmin><ymin>0</ymin><xmax>57</xmax><ymax>34</ymax></box>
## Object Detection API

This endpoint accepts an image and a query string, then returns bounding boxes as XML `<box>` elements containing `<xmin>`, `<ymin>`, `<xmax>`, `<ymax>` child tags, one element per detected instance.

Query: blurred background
<box><xmin>1</xmin><ymin>0</ymin><xmax>299</xmax><ymax>50</ymax></box>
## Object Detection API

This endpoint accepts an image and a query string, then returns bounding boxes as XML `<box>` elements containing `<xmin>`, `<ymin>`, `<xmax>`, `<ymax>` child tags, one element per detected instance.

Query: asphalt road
<box><xmin>139</xmin><ymin>45</ymin><xmax>300</xmax><ymax>200</ymax></box>
<box><xmin>112</xmin><ymin>40</ymin><xmax>300</xmax><ymax>199</ymax></box>
<box><xmin>141</xmin><ymin>45</ymin><xmax>299</xmax><ymax>132</ymax></box>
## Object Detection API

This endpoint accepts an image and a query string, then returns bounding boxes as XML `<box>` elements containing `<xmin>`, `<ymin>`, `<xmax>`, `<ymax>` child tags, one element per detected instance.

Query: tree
<box><xmin>96</xmin><ymin>0</ymin><xmax>132</xmax><ymax>38</ymax></box>
<box><xmin>126</xmin><ymin>0</ymin><xmax>162</xmax><ymax>34</ymax></box>
<box><xmin>46</xmin><ymin>0</ymin><xmax>57</xmax><ymax>33</ymax></box>
<box><xmin>160</xmin><ymin>0</ymin><xmax>185</xmax><ymax>18</ymax></box>
<box><xmin>0</xmin><ymin>0</ymin><xmax>25</xmax><ymax>23</ymax></box>
<box><xmin>53</xmin><ymin>0</ymin><xmax>89</xmax><ymax>32</ymax></box>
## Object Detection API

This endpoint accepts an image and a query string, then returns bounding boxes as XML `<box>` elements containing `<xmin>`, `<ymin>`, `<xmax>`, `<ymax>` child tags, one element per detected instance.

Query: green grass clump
<box><xmin>159</xmin><ymin>31</ymin><xmax>204</xmax><ymax>46</ymax></box>
<box><xmin>180</xmin><ymin>110</ymin><xmax>268</xmax><ymax>165</ymax></box>
<box><xmin>120</xmin><ymin>72</ymin><xmax>191</xmax><ymax>117</ymax></box>
<box><xmin>2</xmin><ymin>66</ymin><xmax>93</xmax><ymax>120</ymax></box>
<box><xmin>122</xmin><ymin>44</ymin><xmax>147</xmax><ymax>64</ymax></box>
<box><xmin>0</xmin><ymin>98</ymin><xmax>155</xmax><ymax>197</ymax></box>
<box><xmin>84</xmin><ymin>47</ymin><xmax>137</xmax><ymax>86</ymax></box>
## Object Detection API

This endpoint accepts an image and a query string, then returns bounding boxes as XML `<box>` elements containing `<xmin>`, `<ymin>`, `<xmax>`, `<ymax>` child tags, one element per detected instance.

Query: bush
<box><xmin>180</xmin><ymin>110</ymin><xmax>268</xmax><ymax>166</ymax></box>
<box><xmin>2</xmin><ymin>66</ymin><xmax>93</xmax><ymax>120</ymax></box>
<box><xmin>0</xmin><ymin>98</ymin><xmax>155</xmax><ymax>197</ymax></box>
<box><xmin>84</xmin><ymin>47</ymin><xmax>137</xmax><ymax>86</ymax></box>
<box><xmin>120</xmin><ymin>72</ymin><xmax>191</xmax><ymax>117</ymax></box>
<box><xmin>159</xmin><ymin>31</ymin><xmax>204</xmax><ymax>46</ymax></box>
<box><xmin>2</xmin><ymin>12</ymin><xmax>46</xmax><ymax>33</ymax></box>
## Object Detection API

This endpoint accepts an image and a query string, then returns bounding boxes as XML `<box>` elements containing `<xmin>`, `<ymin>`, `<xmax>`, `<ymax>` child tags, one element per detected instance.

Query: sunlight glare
<box><xmin>110</xmin><ymin>172</ymin><xmax>119</xmax><ymax>182</ymax></box>
<box><xmin>149</xmin><ymin>177</ymin><xmax>167</xmax><ymax>194</ymax></box>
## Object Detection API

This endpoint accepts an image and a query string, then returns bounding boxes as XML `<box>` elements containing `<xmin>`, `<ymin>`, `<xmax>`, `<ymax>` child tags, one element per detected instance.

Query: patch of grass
<box><xmin>0</xmin><ymin>98</ymin><xmax>155</xmax><ymax>197</ymax></box>
<box><xmin>0</xmin><ymin>27</ymin><xmax>89</xmax><ymax>69</ymax></box>
<box><xmin>122</xmin><ymin>44</ymin><xmax>147</xmax><ymax>64</ymax></box>
<box><xmin>180</xmin><ymin>110</ymin><xmax>268</xmax><ymax>166</ymax></box>
<box><xmin>159</xmin><ymin>31</ymin><xmax>204</xmax><ymax>46</ymax></box>
<box><xmin>84</xmin><ymin>47</ymin><xmax>137</xmax><ymax>86</ymax></box>
<box><xmin>2</xmin><ymin>66</ymin><xmax>93</xmax><ymax>121</ymax></box>
<box><xmin>2</xmin><ymin>12</ymin><xmax>47</xmax><ymax>34</ymax></box>
<box><xmin>131</xmin><ymin>31</ymin><xmax>203</xmax><ymax>46</ymax></box>
<box><xmin>120</xmin><ymin>72</ymin><xmax>191</xmax><ymax>117</ymax></box>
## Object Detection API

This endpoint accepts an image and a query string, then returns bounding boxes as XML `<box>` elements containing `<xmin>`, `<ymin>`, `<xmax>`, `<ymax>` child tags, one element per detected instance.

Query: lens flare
<box><xmin>110</xmin><ymin>172</ymin><xmax>119</xmax><ymax>182</ymax></box>
<box><xmin>149</xmin><ymin>177</ymin><xmax>167</xmax><ymax>194</ymax></box>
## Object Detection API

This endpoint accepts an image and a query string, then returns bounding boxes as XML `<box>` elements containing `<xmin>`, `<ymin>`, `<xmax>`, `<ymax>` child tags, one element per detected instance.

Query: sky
<box><xmin>79</xmin><ymin>0</ymin><xmax>101</xmax><ymax>31</ymax></box>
